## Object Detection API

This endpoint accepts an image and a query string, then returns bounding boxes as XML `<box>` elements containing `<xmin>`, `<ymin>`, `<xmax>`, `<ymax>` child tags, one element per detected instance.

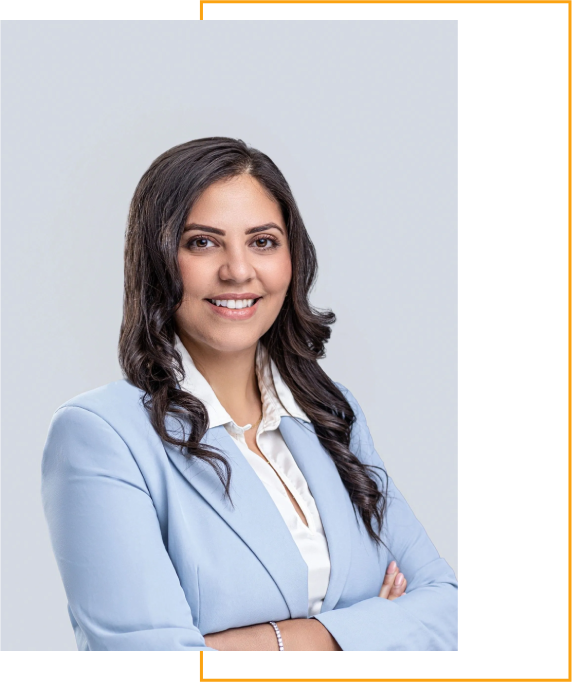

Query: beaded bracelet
<box><xmin>268</xmin><ymin>621</ymin><xmax>284</xmax><ymax>651</ymax></box>
<box><xmin>268</xmin><ymin>620</ymin><xmax>347</xmax><ymax>656</ymax></box>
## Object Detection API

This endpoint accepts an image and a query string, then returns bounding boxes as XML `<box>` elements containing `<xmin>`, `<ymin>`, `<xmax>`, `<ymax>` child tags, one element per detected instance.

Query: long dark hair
<box><xmin>118</xmin><ymin>137</ymin><xmax>388</xmax><ymax>545</ymax></box>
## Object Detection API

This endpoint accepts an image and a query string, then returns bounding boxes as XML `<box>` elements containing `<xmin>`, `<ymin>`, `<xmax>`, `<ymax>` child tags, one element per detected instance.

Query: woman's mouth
<box><xmin>204</xmin><ymin>297</ymin><xmax>262</xmax><ymax>319</ymax></box>
<box><xmin>207</xmin><ymin>298</ymin><xmax>260</xmax><ymax>309</ymax></box>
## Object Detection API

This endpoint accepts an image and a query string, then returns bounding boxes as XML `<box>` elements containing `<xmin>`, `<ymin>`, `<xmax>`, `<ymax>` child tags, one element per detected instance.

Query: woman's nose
<box><xmin>218</xmin><ymin>246</ymin><xmax>256</xmax><ymax>283</ymax></box>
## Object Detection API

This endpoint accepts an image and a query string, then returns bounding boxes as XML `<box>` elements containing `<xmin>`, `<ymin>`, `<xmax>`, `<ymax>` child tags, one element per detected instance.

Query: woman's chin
<box><xmin>210</xmin><ymin>335</ymin><xmax>264</xmax><ymax>354</ymax></box>
<box><xmin>181</xmin><ymin>329</ymin><xmax>264</xmax><ymax>356</ymax></box>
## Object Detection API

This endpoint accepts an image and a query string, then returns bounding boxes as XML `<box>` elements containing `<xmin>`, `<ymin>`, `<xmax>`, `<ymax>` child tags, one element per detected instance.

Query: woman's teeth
<box><xmin>209</xmin><ymin>299</ymin><xmax>257</xmax><ymax>309</ymax></box>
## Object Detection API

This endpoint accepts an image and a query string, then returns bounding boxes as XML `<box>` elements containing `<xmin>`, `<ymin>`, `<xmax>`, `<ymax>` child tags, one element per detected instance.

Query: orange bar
<box><xmin>199</xmin><ymin>651</ymin><xmax>560</xmax><ymax>682</ymax></box>
<box><xmin>199</xmin><ymin>0</ymin><xmax>569</xmax><ymax>20</ymax></box>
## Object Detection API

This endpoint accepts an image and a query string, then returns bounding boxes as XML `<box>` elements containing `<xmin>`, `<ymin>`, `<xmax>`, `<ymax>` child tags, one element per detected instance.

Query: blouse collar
<box><xmin>174</xmin><ymin>334</ymin><xmax>310</xmax><ymax>431</ymax></box>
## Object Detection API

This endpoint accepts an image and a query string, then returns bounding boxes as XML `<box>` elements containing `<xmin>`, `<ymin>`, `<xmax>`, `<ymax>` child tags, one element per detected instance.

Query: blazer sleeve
<box><xmin>41</xmin><ymin>405</ymin><xmax>217</xmax><ymax>651</ymax></box>
<box><xmin>311</xmin><ymin>385</ymin><xmax>458</xmax><ymax>651</ymax></box>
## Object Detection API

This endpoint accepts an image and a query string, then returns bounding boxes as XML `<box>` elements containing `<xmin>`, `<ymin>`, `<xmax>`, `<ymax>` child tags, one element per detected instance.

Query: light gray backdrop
<box><xmin>1</xmin><ymin>20</ymin><xmax>458</xmax><ymax>651</ymax></box>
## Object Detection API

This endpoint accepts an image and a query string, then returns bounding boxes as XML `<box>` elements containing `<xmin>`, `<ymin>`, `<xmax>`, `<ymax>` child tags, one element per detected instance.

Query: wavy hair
<box><xmin>118</xmin><ymin>137</ymin><xmax>388</xmax><ymax>545</ymax></box>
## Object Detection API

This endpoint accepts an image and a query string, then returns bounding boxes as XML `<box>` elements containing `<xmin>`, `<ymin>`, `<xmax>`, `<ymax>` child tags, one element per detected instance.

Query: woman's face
<box><xmin>175</xmin><ymin>174</ymin><xmax>292</xmax><ymax>354</ymax></box>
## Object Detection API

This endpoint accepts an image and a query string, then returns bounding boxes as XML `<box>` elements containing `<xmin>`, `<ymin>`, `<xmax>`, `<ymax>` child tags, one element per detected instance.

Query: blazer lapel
<box><xmin>279</xmin><ymin>416</ymin><xmax>354</xmax><ymax>613</ymax></box>
<box><xmin>162</xmin><ymin>418</ymin><xmax>309</xmax><ymax>620</ymax></box>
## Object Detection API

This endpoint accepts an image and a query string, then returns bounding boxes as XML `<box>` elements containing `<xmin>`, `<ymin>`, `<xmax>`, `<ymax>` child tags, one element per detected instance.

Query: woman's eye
<box><xmin>253</xmin><ymin>236</ymin><xmax>279</xmax><ymax>249</ymax></box>
<box><xmin>188</xmin><ymin>236</ymin><xmax>216</xmax><ymax>250</ymax></box>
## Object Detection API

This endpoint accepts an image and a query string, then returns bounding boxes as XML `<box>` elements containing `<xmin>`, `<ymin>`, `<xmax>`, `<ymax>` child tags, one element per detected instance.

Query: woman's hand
<box><xmin>379</xmin><ymin>560</ymin><xmax>407</xmax><ymax>600</ymax></box>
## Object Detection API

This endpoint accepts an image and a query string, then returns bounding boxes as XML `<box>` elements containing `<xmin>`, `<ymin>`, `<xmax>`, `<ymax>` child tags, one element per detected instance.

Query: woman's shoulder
<box><xmin>57</xmin><ymin>378</ymin><xmax>144</xmax><ymax>413</ymax></box>
<box><xmin>50</xmin><ymin>379</ymin><xmax>150</xmax><ymax>436</ymax></box>
<box><xmin>43</xmin><ymin>380</ymin><xmax>163</xmax><ymax>477</ymax></box>
<box><xmin>332</xmin><ymin>381</ymin><xmax>380</xmax><ymax>464</ymax></box>
<box><xmin>333</xmin><ymin>381</ymin><xmax>364</xmax><ymax>419</ymax></box>
<box><xmin>42</xmin><ymin>381</ymin><xmax>165</xmax><ymax>503</ymax></box>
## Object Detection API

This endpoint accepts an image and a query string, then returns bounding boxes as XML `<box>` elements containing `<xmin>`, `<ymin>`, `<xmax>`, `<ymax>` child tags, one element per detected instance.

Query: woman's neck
<box><xmin>178</xmin><ymin>331</ymin><xmax>262</xmax><ymax>424</ymax></box>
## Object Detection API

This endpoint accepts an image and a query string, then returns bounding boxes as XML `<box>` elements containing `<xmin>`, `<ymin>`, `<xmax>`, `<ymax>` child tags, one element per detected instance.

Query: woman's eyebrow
<box><xmin>246</xmin><ymin>223</ymin><xmax>285</xmax><ymax>236</ymax></box>
<box><xmin>183</xmin><ymin>222</ymin><xmax>285</xmax><ymax>236</ymax></box>
<box><xmin>183</xmin><ymin>224</ymin><xmax>225</xmax><ymax>235</ymax></box>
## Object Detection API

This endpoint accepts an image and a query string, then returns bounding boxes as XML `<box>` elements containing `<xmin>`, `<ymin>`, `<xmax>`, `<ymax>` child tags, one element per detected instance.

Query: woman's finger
<box><xmin>387</xmin><ymin>573</ymin><xmax>406</xmax><ymax>601</ymax></box>
<box><xmin>378</xmin><ymin>561</ymin><xmax>399</xmax><ymax>599</ymax></box>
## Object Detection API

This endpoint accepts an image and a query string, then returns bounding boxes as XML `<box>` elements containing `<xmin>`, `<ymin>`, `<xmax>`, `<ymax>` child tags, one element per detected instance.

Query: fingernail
<box><xmin>395</xmin><ymin>573</ymin><xmax>404</xmax><ymax>586</ymax></box>
<box><xmin>387</xmin><ymin>561</ymin><xmax>396</xmax><ymax>573</ymax></box>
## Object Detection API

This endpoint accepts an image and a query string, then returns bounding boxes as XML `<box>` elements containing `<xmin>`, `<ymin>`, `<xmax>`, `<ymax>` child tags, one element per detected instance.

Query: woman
<box><xmin>41</xmin><ymin>137</ymin><xmax>458</xmax><ymax>651</ymax></box>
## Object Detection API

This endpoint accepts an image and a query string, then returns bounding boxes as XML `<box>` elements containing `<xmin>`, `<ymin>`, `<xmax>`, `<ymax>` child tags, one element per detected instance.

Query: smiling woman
<box><xmin>177</xmin><ymin>174</ymin><xmax>291</xmax><ymax>343</ymax></box>
<box><xmin>41</xmin><ymin>137</ymin><xmax>458</xmax><ymax>651</ymax></box>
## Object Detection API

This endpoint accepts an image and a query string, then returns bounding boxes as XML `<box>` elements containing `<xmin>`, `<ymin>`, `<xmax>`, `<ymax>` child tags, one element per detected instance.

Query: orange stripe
<box><xmin>199</xmin><ymin>0</ymin><xmax>569</xmax><ymax>20</ymax></box>
<box><xmin>568</xmin><ymin>1</ymin><xmax>571</xmax><ymax>681</ymax></box>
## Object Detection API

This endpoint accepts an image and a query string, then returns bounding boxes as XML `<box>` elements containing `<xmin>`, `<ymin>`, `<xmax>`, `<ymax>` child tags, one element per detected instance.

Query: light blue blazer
<box><xmin>41</xmin><ymin>379</ymin><xmax>458</xmax><ymax>651</ymax></box>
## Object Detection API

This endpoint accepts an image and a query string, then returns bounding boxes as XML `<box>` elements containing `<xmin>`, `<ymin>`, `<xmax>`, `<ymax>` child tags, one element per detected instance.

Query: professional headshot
<box><xmin>41</xmin><ymin>137</ymin><xmax>458</xmax><ymax>651</ymax></box>
<box><xmin>4</xmin><ymin>3</ymin><xmax>569</xmax><ymax>678</ymax></box>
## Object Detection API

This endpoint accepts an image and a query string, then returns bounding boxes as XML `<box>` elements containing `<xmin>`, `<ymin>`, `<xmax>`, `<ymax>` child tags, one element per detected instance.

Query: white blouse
<box><xmin>174</xmin><ymin>334</ymin><xmax>331</xmax><ymax>617</ymax></box>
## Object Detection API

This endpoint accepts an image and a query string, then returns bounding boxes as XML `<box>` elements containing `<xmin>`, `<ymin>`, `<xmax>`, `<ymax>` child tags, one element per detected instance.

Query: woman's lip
<box><xmin>208</xmin><ymin>293</ymin><xmax>262</xmax><ymax>301</ymax></box>
<box><xmin>205</xmin><ymin>298</ymin><xmax>260</xmax><ymax>319</ymax></box>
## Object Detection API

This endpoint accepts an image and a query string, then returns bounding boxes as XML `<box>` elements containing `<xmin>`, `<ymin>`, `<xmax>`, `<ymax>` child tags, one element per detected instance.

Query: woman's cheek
<box><xmin>179</xmin><ymin>257</ymin><xmax>204</xmax><ymax>293</ymax></box>
<box><xmin>265</xmin><ymin>253</ymin><xmax>292</xmax><ymax>293</ymax></box>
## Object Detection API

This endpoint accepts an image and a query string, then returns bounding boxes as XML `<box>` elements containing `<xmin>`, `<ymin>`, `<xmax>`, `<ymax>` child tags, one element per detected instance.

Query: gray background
<box><xmin>1</xmin><ymin>20</ymin><xmax>457</xmax><ymax>651</ymax></box>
